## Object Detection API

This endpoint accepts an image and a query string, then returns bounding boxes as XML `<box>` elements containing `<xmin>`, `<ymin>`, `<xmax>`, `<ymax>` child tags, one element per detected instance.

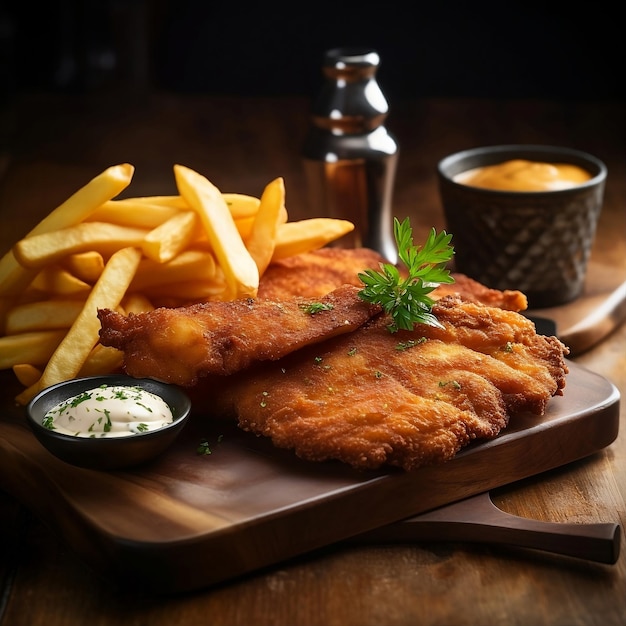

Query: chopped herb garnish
<box><xmin>395</xmin><ymin>340</ymin><xmax>415</xmax><ymax>351</ymax></box>
<box><xmin>300</xmin><ymin>302</ymin><xmax>335</xmax><ymax>315</ymax></box>
<box><xmin>260</xmin><ymin>391</ymin><xmax>269</xmax><ymax>408</ymax></box>
<box><xmin>395</xmin><ymin>337</ymin><xmax>427</xmax><ymax>351</ymax></box>
<box><xmin>103</xmin><ymin>409</ymin><xmax>112</xmax><ymax>432</ymax></box>
<box><xmin>197</xmin><ymin>435</ymin><xmax>224</xmax><ymax>456</ymax></box>
<box><xmin>439</xmin><ymin>380</ymin><xmax>462</xmax><ymax>390</ymax></box>
<box><xmin>197</xmin><ymin>439</ymin><xmax>212</xmax><ymax>455</ymax></box>
<box><xmin>67</xmin><ymin>390</ymin><xmax>93</xmax><ymax>408</ymax></box>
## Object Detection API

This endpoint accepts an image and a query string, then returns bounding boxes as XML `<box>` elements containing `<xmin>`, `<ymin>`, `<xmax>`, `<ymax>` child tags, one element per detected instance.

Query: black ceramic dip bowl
<box><xmin>26</xmin><ymin>375</ymin><xmax>191</xmax><ymax>470</ymax></box>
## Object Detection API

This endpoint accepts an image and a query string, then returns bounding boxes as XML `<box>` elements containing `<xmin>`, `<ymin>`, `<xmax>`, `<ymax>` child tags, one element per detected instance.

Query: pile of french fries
<box><xmin>0</xmin><ymin>163</ymin><xmax>354</xmax><ymax>405</ymax></box>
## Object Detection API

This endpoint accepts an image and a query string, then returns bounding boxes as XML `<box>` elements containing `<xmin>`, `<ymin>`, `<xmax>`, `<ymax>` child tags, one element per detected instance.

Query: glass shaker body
<box><xmin>302</xmin><ymin>48</ymin><xmax>399</xmax><ymax>263</ymax></box>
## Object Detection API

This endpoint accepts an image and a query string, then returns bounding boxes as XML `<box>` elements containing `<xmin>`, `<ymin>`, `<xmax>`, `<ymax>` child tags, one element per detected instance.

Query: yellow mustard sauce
<box><xmin>453</xmin><ymin>159</ymin><xmax>592</xmax><ymax>191</ymax></box>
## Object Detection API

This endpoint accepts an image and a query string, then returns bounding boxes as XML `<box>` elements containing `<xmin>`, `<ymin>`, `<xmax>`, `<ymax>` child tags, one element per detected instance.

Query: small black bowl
<box><xmin>437</xmin><ymin>144</ymin><xmax>607</xmax><ymax>308</ymax></box>
<box><xmin>26</xmin><ymin>375</ymin><xmax>191</xmax><ymax>470</ymax></box>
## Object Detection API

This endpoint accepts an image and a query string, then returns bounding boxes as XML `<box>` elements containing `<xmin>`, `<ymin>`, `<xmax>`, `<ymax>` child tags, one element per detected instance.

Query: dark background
<box><xmin>1</xmin><ymin>0</ymin><xmax>624</xmax><ymax>103</ymax></box>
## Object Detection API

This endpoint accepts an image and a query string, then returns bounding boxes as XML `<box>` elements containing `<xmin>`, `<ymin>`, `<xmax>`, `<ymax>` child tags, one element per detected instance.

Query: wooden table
<box><xmin>0</xmin><ymin>93</ymin><xmax>624</xmax><ymax>626</ymax></box>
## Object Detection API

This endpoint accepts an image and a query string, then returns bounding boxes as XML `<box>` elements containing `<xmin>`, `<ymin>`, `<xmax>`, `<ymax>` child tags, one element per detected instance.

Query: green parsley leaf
<box><xmin>358</xmin><ymin>218</ymin><xmax>455</xmax><ymax>332</ymax></box>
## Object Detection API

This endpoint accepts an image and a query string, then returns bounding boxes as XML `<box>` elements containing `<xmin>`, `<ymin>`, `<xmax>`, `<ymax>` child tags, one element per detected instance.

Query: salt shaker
<box><xmin>302</xmin><ymin>48</ymin><xmax>399</xmax><ymax>263</ymax></box>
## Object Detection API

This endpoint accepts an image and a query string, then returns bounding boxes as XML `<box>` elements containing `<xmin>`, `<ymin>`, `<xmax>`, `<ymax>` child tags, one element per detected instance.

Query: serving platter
<box><xmin>0</xmin><ymin>361</ymin><xmax>620</xmax><ymax>593</ymax></box>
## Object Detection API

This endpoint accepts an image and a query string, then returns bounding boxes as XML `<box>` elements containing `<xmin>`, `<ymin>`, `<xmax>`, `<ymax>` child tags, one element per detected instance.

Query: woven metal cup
<box><xmin>438</xmin><ymin>145</ymin><xmax>607</xmax><ymax>308</ymax></box>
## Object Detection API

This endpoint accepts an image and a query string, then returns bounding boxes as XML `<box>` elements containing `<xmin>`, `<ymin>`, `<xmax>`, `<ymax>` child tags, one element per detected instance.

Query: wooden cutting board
<box><xmin>0</xmin><ymin>362</ymin><xmax>619</xmax><ymax>593</ymax></box>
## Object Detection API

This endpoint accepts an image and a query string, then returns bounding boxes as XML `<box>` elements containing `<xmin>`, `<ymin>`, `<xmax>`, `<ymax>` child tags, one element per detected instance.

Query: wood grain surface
<box><xmin>0</xmin><ymin>362</ymin><xmax>618</xmax><ymax>593</ymax></box>
<box><xmin>356</xmin><ymin>491</ymin><xmax>621</xmax><ymax>564</ymax></box>
<box><xmin>0</xmin><ymin>94</ymin><xmax>624</xmax><ymax>626</ymax></box>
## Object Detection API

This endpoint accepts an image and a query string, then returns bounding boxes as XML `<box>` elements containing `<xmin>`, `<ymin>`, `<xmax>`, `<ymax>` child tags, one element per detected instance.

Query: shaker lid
<box><xmin>311</xmin><ymin>47</ymin><xmax>389</xmax><ymax>133</ymax></box>
<box><xmin>324</xmin><ymin>48</ymin><xmax>380</xmax><ymax>69</ymax></box>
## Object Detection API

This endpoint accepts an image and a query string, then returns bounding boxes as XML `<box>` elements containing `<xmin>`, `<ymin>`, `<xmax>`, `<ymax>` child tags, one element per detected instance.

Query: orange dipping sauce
<box><xmin>453</xmin><ymin>159</ymin><xmax>592</xmax><ymax>191</ymax></box>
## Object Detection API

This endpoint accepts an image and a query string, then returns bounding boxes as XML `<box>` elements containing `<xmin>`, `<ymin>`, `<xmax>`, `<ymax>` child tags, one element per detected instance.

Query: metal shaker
<box><xmin>302</xmin><ymin>48</ymin><xmax>399</xmax><ymax>263</ymax></box>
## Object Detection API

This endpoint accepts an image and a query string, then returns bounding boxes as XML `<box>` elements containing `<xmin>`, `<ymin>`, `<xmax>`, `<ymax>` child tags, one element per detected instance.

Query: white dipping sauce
<box><xmin>42</xmin><ymin>384</ymin><xmax>174</xmax><ymax>438</ymax></box>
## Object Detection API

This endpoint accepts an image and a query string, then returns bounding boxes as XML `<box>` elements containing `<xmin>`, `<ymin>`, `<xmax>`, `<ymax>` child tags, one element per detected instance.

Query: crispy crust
<box><xmin>98</xmin><ymin>284</ymin><xmax>380</xmax><ymax>386</ymax></box>
<box><xmin>213</xmin><ymin>296</ymin><xmax>569</xmax><ymax>471</ymax></box>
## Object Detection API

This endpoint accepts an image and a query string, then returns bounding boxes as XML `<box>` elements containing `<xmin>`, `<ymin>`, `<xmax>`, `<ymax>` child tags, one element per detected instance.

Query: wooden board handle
<box><xmin>351</xmin><ymin>492</ymin><xmax>621</xmax><ymax>564</ymax></box>
<box><xmin>563</xmin><ymin>280</ymin><xmax>626</xmax><ymax>355</ymax></box>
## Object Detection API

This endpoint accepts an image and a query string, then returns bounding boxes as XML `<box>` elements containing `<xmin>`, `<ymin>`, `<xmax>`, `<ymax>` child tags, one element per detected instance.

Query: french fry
<box><xmin>113</xmin><ymin>195</ymin><xmax>188</xmax><ymax>209</ymax></box>
<box><xmin>0</xmin><ymin>163</ymin><xmax>134</xmax><ymax>297</ymax></box>
<box><xmin>13</xmin><ymin>222</ymin><xmax>148</xmax><ymax>269</ymax></box>
<box><xmin>137</xmin><ymin>265</ymin><xmax>227</xmax><ymax>306</ymax></box>
<box><xmin>174</xmin><ymin>164</ymin><xmax>259</xmax><ymax>298</ymax></box>
<box><xmin>246</xmin><ymin>177</ymin><xmax>285</xmax><ymax>275</ymax></box>
<box><xmin>233</xmin><ymin>216</ymin><xmax>255</xmax><ymax>241</ymax></box>
<box><xmin>2</xmin><ymin>162</ymin><xmax>360</xmax><ymax>403</ymax></box>
<box><xmin>142</xmin><ymin>210</ymin><xmax>199</xmax><ymax>263</ymax></box>
<box><xmin>19</xmin><ymin>246</ymin><xmax>142</xmax><ymax>404</ymax></box>
<box><xmin>62</xmin><ymin>251</ymin><xmax>105</xmax><ymax>283</ymax></box>
<box><xmin>125</xmin><ymin>194</ymin><xmax>259</xmax><ymax>215</ymax></box>
<box><xmin>30</xmin><ymin>266</ymin><xmax>92</xmax><ymax>296</ymax></box>
<box><xmin>12</xmin><ymin>363</ymin><xmax>42</xmax><ymax>388</ymax></box>
<box><xmin>138</xmin><ymin>275</ymin><xmax>228</xmax><ymax>306</ymax></box>
<box><xmin>10</xmin><ymin>289</ymin><xmax>44</xmax><ymax>305</ymax></box>
<box><xmin>235</xmin><ymin>204</ymin><xmax>288</xmax><ymax>242</ymax></box>
<box><xmin>78</xmin><ymin>344</ymin><xmax>123</xmax><ymax>377</ymax></box>
<box><xmin>130</xmin><ymin>249</ymin><xmax>217</xmax><ymax>292</ymax></box>
<box><xmin>0</xmin><ymin>330</ymin><xmax>66</xmax><ymax>369</ymax></box>
<box><xmin>277</xmin><ymin>204</ymin><xmax>289</xmax><ymax>224</ymax></box>
<box><xmin>87</xmin><ymin>201</ymin><xmax>179</xmax><ymax>228</ymax></box>
<box><xmin>142</xmin><ymin>280</ymin><xmax>227</xmax><ymax>306</ymax></box>
<box><xmin>5</xmin><ymin>299</ymin><xmax>85</xmax><ymax>334</ymax></box>
<box><xmin>271</xmin><ymin>218</ymin><xmax>355</xmax><ymax>261</ymax></box>
<box><xmin>222</xmin><ymin>193</ymin><xmax>261</xmax><ymax>219</ymax></box>
<box><xmin>121</xmin><ymin>292</ymin><xmax>154</xmax><ymax>314</ymax></box>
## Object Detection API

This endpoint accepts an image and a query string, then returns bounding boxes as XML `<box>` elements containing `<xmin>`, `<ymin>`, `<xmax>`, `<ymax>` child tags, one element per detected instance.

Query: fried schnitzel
<box><xmin>259</xmin><ymin>247</ymin><xmax>527</xmax><ymax>311</ymax></box>
<box><xmin>433</xmin><ymin>273</ymin><xmax>527</xmax><ymax>312</ymax></box>
<box><xmin>98</xmin><ymin>284</ymin><xmax>380</xmax><ymax>386</ymax></box>
<box><xmin>97</xmin><ymin>245</ymin><xmax>567</xmax><ymax>472</ymax></box>
<box><xmin>257</xmin><ymin>247</ymin><xmax>385</xmax><ymax>300</ymax></box>
<box><xmin>212</xmin><ymin>296</ymin><xmax>568</xmax><ymax>471</ymax></box>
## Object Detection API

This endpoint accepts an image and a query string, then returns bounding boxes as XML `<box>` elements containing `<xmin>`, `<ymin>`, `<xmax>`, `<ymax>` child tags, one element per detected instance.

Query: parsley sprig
<box><xmin>358</xmin><ymin>218</ymin><xmax>455</xmax><ymax>332</ymax></box>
